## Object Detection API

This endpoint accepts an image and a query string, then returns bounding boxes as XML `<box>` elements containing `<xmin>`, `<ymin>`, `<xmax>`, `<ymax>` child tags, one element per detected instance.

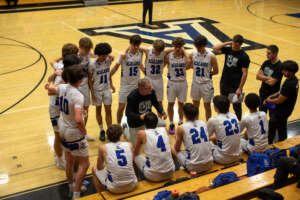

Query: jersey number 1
<box><xmin>59</xmin><ymin>96</ymin><xmax>69</xmax><ymax>115</ymax></box>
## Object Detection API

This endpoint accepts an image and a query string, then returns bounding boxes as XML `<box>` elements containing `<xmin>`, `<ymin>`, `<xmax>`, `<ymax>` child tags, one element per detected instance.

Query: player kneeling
<box><xmin>207</xmin><ymin>95</ymin><xmax>242</xmax><ymax>165</ymax></box>
<box><xmin>240</xmin><ymin>93</ymin><xmax>268</xmax><ymax>153</ymax></box>
<box><xmin>172</xmin><ymin>103</ymin><xmax>213</xmax><ymax>173</ymax></box>
<box><xmin>134</xmin><ymin>112</ymin><xmax>175</xmax><ymax>182</ymax></box>
<box><xmin>92</xmin><ymin>125</ymin><xmax>137</xmax><ymax>194</ymax></box>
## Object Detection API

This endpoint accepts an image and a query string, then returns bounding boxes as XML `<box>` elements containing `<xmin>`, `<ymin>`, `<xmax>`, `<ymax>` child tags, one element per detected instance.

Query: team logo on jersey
<box><xmin>80</xmin><ymin>17</ymin><xmax>265</xmax><ymax>51</ymax></box>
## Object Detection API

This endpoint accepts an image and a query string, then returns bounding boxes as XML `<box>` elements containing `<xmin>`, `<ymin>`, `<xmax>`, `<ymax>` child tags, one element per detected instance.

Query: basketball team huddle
<box><xmin>45</xmin><ymin>34</ymin><xmax>299</xmax><ymax>199</ymax></box>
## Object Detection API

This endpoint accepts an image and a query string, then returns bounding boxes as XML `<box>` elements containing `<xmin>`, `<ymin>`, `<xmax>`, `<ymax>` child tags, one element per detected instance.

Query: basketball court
<box><xmin>0</xmin><ymin>0</ymin><xmax>299</xmax><ymax>199</ymax></box>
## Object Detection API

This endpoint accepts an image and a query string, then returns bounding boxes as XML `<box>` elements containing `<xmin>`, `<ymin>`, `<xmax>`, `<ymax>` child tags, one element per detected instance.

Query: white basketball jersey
<box><xmin>78</xmin><ymin>53</ymin><xmax>91</xmax><ymax>89</ymax></box>
<box><xmin>89</xmin><ymin>57</ymin><xmax>112</xmax><ymax>91</ymax></box>
<box><xmin>56</xmin><ymin>84</ymin><xmax>84</xmax><ymax>129</ymax></box>
<box><xmin>145</xmin><ymin>47</ymin><xmax>165</xmax><ymax>79</ymax></box>
<box><xmin>240</xmin><ymin>111</ymin><xmax>268</xmax><ymax>152</ymax></box>
<box><xmin>50</xmin><ymin>61</ymin><xmax>64</xmax><ymax>106</ymax></box>
<box><xmin>192</xmin><ymin>50</ymin><xmax>213</xmax><ymax>83</ymax></box>
<box><xmin>144</xmin><ymin>127</ymin><xmax>175</xmax><ymax>173</ymax></box>
<box><xmin>105</xmin><ymin>142</ymin><xmax>137</xmax><ymax>186</ymax></box>
<box><xmin>168</xmin><ymin>52</ymin><xmax>186</xmax><ymax>81</ymax></box>
<box><xmin>207</xmin><ymin>113</ymin><xmax>241</xmax><ymax>156</ymax></box>
<box><xmin>182</xmin><ymin>120</ymin><xmax>213</xmax><ymax>165</ymax></box>
<box><xmin>117</xmin><ymin>51</ymin><xmax>142</xmax><ymax>86</ymax></box>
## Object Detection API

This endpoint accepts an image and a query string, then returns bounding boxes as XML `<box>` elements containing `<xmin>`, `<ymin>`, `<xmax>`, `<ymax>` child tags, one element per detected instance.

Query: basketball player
<box><xmin>88</xmin><ymin>43</ymin><xmax>115</xmax><ymax>142</ymax></box>
<box><xmin>189</xmin><ymin>35</ymin><xmax>218</xmax><ymax>121</ymax></box>
<box><xmin>46</xmin><ymin>66</ymin><xmax>89</xmax><ymax>199</ymax></box>
<box><xmin>240</xmin><ymin>93</ymin><xmax>268</xmax><ymax>153</ymax></box>
<box><xmin>46</xmin><ymin>43</ymin><xmax>79</xmax><ymax>169</ymax></box>
<box><xmin>207</xmin><ymin>95</ymin><xmax>242</xmax><ymax>164</ymax></box>
<box><xmin>213</xmin><ymin>35</ymin><xmax>250</xmax><ymax>120</ymax></box>
<box><xmin>92</xmin><ymin>124</ymin><xmax>137</xmax><ymax>194</ymax></box>
<box><xmin>134</xmin><ymin>112</ymin><xmax>174</xmax><ymax>182</ymax></box>
<box><xmin>110</xmin><ymin>34</ymin><xmax>143</xmax><ymax>124</ymax></box>
<box><xmin>77</xmin><ymin>37</ymin><xmax>95</xmax><ymax>141</ymax></box>
<box><xmin>166</xmin><ymin>37</ymin><xmax>189</xmax><ymax>134</ymax></box>
<box><xmin>172</xmin><ymin>103</ymin><xmax>213</xmax><ymax>173</ymax></box>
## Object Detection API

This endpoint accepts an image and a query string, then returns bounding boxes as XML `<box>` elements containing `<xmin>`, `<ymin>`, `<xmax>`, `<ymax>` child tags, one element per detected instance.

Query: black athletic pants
<box><xmin>268</xmin><ymin>112</ymin><xmax>288</xmax><ymax>144</ymax></box>
<box><xmin>220</xmin><ymin>82</ymin><xmax>242</xmax><ymax>121</ymax></box>
<box><xmin>143</xmin><ymin>1</ymin><xmax>153</xmax><ymax>24</ymax></box>
<box><xmin>273</xmin><ymin>157</ymin><xmax>300</xmax><ymax>189</ymax></box>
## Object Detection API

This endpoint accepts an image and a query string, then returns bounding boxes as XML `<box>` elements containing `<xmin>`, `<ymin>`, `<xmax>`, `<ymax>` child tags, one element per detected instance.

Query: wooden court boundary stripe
<box><xmin>0</xmin><ymin>0</ymin><xmax>175</xmax><ymax>14</ymax></box>
<box><xmin>0</xmin><ymin>36</ymin><xmax>47</xmax><ymax>115</ymax></box>
<box><xmin>0</xmin><ymin>44</ymin><xmax>42</xmax><ymax>76</ymax></box>
<box><xmin>246</xmin><ymin>0</ymin><xmax>300</xmax><ymax>29</ymax></box>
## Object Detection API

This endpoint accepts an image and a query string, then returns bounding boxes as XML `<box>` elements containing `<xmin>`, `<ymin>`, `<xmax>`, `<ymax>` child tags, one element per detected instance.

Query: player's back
<box><xmin>120</xmin><ymin>51</ymin><xmax>142</xmax><ymax>86</ymax></box>
<box><xmin>105</xmin><ymin>142</ymin><xmax>137</xmax><ymax>187</ymax></box>
<box><xmin>144</xmin><ymin>127</ymin><xmax>175</xmax><ymax>173</ymax></box>
<box><xmin>57</xmin><ymin>84</ymin><xmax>83</xmax><ymax>129</ymax></box>
<box><xmin>78</xmin><ymin>53</ymin><xmax>90</xmax><ymax>88</ymax></box>
<box><xmin>145</xmin><ymin>47</ymin><xmax>165</xmax><ymax>79</ymax></box>
<box><xmin>210</xmin><ymin>113</ymin><xmax>241</xmax><ymax>156</ymax></box>
<box><xmin>182</xmin><ymin>120</ymin><xmax>213</xmax><ymax>165</ymax></box>
<box><xmin>241</xmin><ymin>111</ymin><xmax>268</xmax><ymax>152</ymax></box>
<box><xmin>192</xmin><ymin>49</ymin><xmax>213</xmax><ymax>83</ymax></box>
<box><xmin>89</xmin><ymin>57</ymin><xmax>112</xmax><ymax>91</ymax></box>
<box><xmin>168</xmin><ymin>52</ymin><xmax>186</xmax><ymax>81</ymax></box>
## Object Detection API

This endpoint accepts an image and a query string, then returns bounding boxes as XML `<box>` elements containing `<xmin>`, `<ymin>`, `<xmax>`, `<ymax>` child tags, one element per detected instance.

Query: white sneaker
<box><xmin>86</xmin><ymin>134</ymin><xmax>95</xmax><ymax>141</ymax></box>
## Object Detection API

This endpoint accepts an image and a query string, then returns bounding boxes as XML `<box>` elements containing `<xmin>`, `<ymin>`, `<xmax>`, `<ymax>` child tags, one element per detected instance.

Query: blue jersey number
<box><xmin>151</xmin><ymin>65</ymin><xmax>161</xmax><ymax>75</ymax></box>
<box><xmin>100</xmin><ymin>75</ymin><xmax>108</xmax><ymax>84</ymax></box>
<box><xmin>190</xmin><ymin>127</ymin><xmax>208</xmax><ymax>144</ymax></box>
<box><xmin>224</xmin><ymin>119</ymin><xmax>239</xmax><ymax>136</ymax></box>
<box><xmin>59</xmin><ymin>96</ymin><xmax>69</xmax><ymax>115</ymax></box>
<box><xmin>259</xmin><ymin>120</ymin><xmax>266</xmax><ymax>135</ymax></box>
<box><xmin>174</xmin><ymin>68</ymin><xmax>184</xmax><ymax>77</ymax></box>
<box><xmin>157</xmin><ymin>135</ymin><xmax>166</xmax><ymax>152</ymax></box>
<box><xmin>115</xmin><ymin>149</ymin><xmax>127</xmax><ymax>166</ymax></box>
<box><xmin>129</xmin><ymin>67</ymin><xmax>138</xmax><ymax>76</ymax></box>
<box><xmin>196</xmin><ymin>67</ymin><xmax>205</xmax><ymax>77</ymax></box>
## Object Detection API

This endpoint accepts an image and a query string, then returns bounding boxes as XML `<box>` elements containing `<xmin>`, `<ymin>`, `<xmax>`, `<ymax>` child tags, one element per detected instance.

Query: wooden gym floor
<box><xmin>0</xmin><ymin>0</ymin><xmax>299</xmax><ymax>198</ymax></box>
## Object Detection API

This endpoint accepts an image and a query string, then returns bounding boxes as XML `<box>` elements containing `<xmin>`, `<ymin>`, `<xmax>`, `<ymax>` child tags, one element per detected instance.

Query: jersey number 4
<box><xmin>115</xmin><ymin>149</ymin><xmax>127</xmax><ymax>166</ymax></box>
<box><xmin>224</xmin><ymin>119</ymin><xmax>239</xmax><ymax>136</ymax></box>
<box><xmin>190</xmin><ymin>127</ymin><xmax>208</xmax><ymax>144</ymax></box>
<box><xmin>157</xmin><ymin>135</ymin><xmax>166</xmax><ymax>152</ymax></box>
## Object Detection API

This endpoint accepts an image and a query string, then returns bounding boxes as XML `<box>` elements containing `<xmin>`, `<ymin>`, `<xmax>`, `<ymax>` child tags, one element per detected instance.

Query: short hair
<box><xmin>213</xmin><ymin>95</ymin><xmax>230</xmax><ymax>114</ymax></box>
<box><xmin>282</xmin><ymin>60</ymin><xmax>298</xmax><ymax>73</ymax></box>
<box><xmin>107</xmin><ymin>124</ymin><xmax>123</xmax><ymax>142</ymax></box>
<box><xmin>62</xmin><ymin>55</ymin><xmax>81</xmax><ymax>82</ymax></box>
<box><xmin>94</xmin><ymin>43</ymin><xmax>112</xmax><ymax>56</ymax></box>
<box><xmin>194</xmin><ymin>35</ymin><xmax>207</xmax><ymax>48</ymax></box>
<box><xmin>62</xmin><ymin>43</ymin><xmax>78</xmax><ymax>58</ymax></box>
<box><xmin>64</xmin><ymin>65</ymin><xmax>84</xmax><ymax>84</ymax></box>
<box><xmin>172</xmin><ymin>37</ymin><xmax>185</xmax><ymax>47</ymax></box>
<box><xmin>79</xmin><ymin>37</ymin><xmax>93</xmax><ymax>50</ymax></box>
<box><xmin>183</xmin><ymin>103</ymin><xmax>198</xmax><ymax>121</ymax></box>
<box><xmin>130</xmin><ymin>34</ymin><xmax>142</xmax><ymax>45</ymax></box>
<box><xmin>138</xmin><ymin>78</ymin><xmax>151</xmax><ymax>89</ymax></box>
<box><xmin>267</xmin><ymin>45</ymin><xmax>279</xmax><ymax>54</ymax></box>
<box><xmin>245</xmin><ymin>93</ymin><xmax>260</xmax><ymax>110</ymax></box>
<box><xmin>144</xmin><ymin>112</ymin><xmax>158</xmax><ymax>129</ymax></box>
<box><xmin>153</xmin><ymin>39</ymin><xmax>165</xmax><ymax>52</ymax></box>
<box><xmin>233</xmin><ymin>34</ymin><xmax>244</xmax><ymax>45</ymax></box>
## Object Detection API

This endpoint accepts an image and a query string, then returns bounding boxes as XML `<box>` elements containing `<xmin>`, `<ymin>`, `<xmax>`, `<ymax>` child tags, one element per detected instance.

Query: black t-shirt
<box><xmin>220</xmin><ymin>47</ymin><xmax>250</xmax><ymax>87</ymax></box>
<box><xmin>126</xmin><ymin>89</ymin><xmax>163</xmax><ymax>128</ymax></box>
<box><xmin>275</xmin><ymin>76</ymin><xmax>299</xmax><ymax>118</ymax></box>
<box><xmin>259</xmin><ymin>60</ymin><xmax>283</xmax><ymax>97</ymax></box>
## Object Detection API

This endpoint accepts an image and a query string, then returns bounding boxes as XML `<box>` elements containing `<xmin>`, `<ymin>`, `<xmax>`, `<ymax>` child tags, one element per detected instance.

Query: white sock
<box><xmin>73</xmin><ymin>191</ymin><xmax>80</xmax><ymax>199</ymax></box>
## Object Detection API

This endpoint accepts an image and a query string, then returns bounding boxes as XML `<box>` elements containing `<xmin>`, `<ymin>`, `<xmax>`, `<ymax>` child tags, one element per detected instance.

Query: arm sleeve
<box><xmin>207</xmin><ymin>118</ymin><xmax>216</xmax><ymax>136</ymax></box>
<box><xmin>241</xmin><ymin>53</ymin><xmax>250</xmax><ymax>69</ymax></box>
<box><xmin>221</xmin><ymin>46</ymin><xmax>230</xmax><ymax>54</ymax></box>
<box><xmin>280</xmin><ymin>81</ymin><xmax>290</xmax><ymax>98</ymax></box>
<box><xmin>151</xmin><ymin>91</ymin><xmax>163</xmax><ymax>114</ymax></box>
<box><xmin>272</xmin><ymin>63</ymin><xmax>283</xmax><ymax>80</ymax></box>
<box><xmin>125</xmin><ymin>96</ymin><xmax>141</xmax><ymax>122</ymax></box>
<box><xmin>116</xmin><ymin>53</ymin><xmax>123</xmax><ymax>65</ymax></box>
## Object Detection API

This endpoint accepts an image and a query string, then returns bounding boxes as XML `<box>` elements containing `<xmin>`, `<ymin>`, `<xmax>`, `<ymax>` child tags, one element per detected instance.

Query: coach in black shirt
<box><xmin>143</xmin><ymin>0</ymin><xmax>153</xmax><ymax>25</ymax></box>
<box><xmin>265</xmin><ymin>60</ymin><xmax>299</xmax><ymax>144</ymax></box>
<box><xmin>213</xmin><ymin>34</ymin><xmax>250</xmax><ymax>120</ymax></box>
<box><xmin>256</xmin><ymin>45</ymin><xmax>282</xmax><ymax>113</ymax></box>
<box><xmin>126</xmin><ymin>78</ymin><xmax>167</xmax><ymax>145</ymax></box>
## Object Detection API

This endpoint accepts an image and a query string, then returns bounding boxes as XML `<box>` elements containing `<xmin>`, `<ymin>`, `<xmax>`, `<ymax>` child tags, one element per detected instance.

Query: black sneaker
<box><xmin>99</xmin><ymin>130</ymin><xmax>105</xmax><ymax>142</ymax></box>
<box><xmin>168</xmin><ymin>123</ymin><xmax>175</xmax><ymax>135</ymax></box>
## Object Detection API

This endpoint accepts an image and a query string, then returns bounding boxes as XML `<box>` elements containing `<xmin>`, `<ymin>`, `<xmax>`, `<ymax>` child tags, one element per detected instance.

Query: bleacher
<box><xmin>79</xmin><ymin>136</ymin><xmax>300</xmax><ymax>200</ymax></box>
